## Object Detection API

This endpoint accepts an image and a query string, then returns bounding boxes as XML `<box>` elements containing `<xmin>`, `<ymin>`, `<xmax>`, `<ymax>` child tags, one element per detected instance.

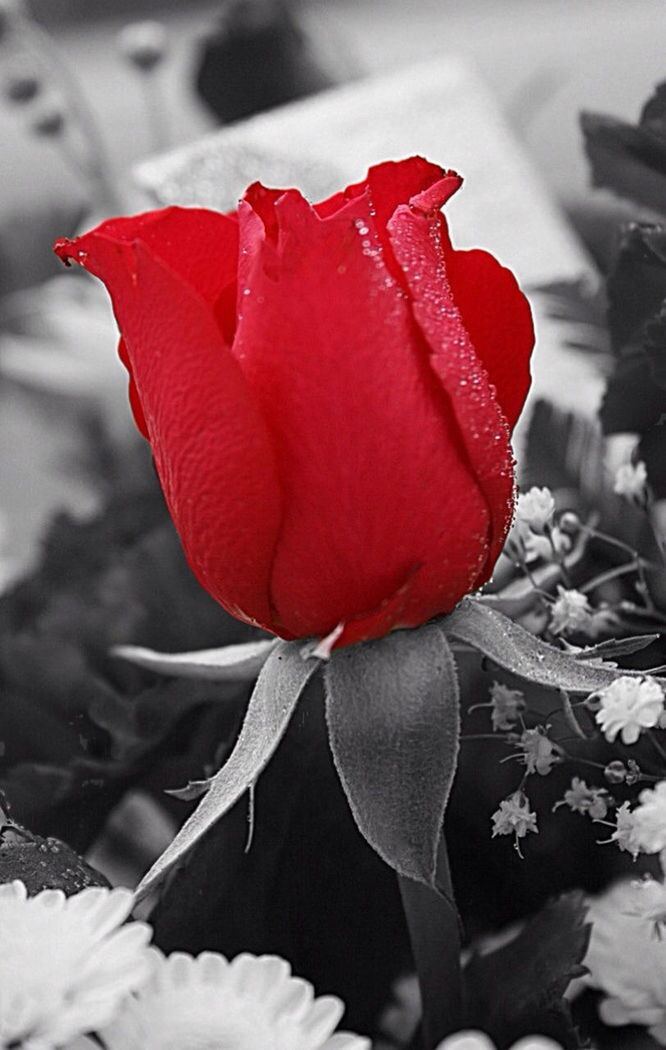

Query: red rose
<box><xmin>55</xmin><ymin>157</ymin><xmax>533</xmax><ymax>648</ymax></box>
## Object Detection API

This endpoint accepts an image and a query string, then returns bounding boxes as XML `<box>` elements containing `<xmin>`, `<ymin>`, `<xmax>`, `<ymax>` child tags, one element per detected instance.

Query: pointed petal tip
<box><xmin>53</xmin><ymin>236</ymin><xmax>77</xmax><ymax>265</ymax></box>
<box><xmin>409</xmin><ymin>170</ymin><xmax>463</xmax><ymax>214</ymax></box>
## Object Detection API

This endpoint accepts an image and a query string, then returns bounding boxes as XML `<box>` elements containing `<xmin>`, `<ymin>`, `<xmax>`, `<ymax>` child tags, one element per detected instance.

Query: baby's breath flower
<box><xmin>606</xmin><ymin>801</ymin><xmax>642</xmax><ymax>858</ymax></box>
<box><xmin>94</xmin><ymin>947</ymin><xmax>369</xmax><ymax>1050</ymax></box>
<box><xmin>614</xmin><ymin>461</ymin><xmax>649</xmax><ymax>506</ymax></box>
<box><xmin>554</xmin><ymin>777</ymin><xmax>609</xmax><ymax>820</ymax></box>
<box><xmin>515</xmin><ymin>487</ymin><xmax>555</xmax><ymax>534</ymax></box>
<box><xmin>0</xmin><ymin>881</ymin><xmax>151</xmax><ymax>1049</ymax></box>
<box><xmin>549</xmin><ymin>587</ymin><xmax>593</xmax><ymax>636</ymax></box>
<box><xmin>491</xmin><ymin>791</ymin><xmax>538</xmax><ymax>850</ymax></box>
<box><xmin>469</xmin><ymin>681</ymin><xmax>525</xmax><ymax>731</ymax></box>
<box><xmin>516</xmin><ymin>727</ymin><xmax>559</xmax><ymax>776</ymax></box>
<box><xmin>594</xmin><ymin>676</ymin><xmax>665</xmax><ymax>745</ymax></box>
<box><xmin>520</xmin><ymin>526</ymin><xmax>572</xmax><ymax>564</ymax></box>
<box><xmin>633</xmin><ymin>782</ymin><xmax>666</xmax><ymax>855</ymax></box>
<box><xmin>490</xmin><ymin>682</ymin><xmax>525</xmax><ymax>731</ymax></box>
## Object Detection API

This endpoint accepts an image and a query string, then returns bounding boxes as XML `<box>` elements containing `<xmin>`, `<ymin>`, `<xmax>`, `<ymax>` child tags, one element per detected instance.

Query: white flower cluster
<box><xmin>593</xmin><ymin>676</ymin><xmax>665</xmax><ymax>746</ymax></box>
<box><xmin>508</xmin><ymin>486</ymin><xmax>572</xmax><ymax>564</ymax></box>
<box><xmin>604</xmin><ymin>783</ymin><xmax>666</xmax><ymax>859</ymax></box>
<box><xmin>491</xmin><ymin>791</ymin><xmax>538</xmax><ymax>851</ymax></box>
<box><xmin>554</xmin><ymin>777</ymin><xmax>609</xmax><ymax>820</ymax></box>
<box><xmin>613</xmin><ymin>460</ymin><xmax>649</xmax><ymax>505</ymax></box>
<box><xmin>0</xmin><ymin>881</ymin><xmax>368</xmax><ymax>1050</ymax></box>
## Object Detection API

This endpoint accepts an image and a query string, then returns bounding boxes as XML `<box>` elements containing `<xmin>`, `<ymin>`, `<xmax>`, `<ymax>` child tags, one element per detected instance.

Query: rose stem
<box><xmin>398</xmin><ymin>837</ymin><xmax>463</xmax><ymax>1050</ymax></box>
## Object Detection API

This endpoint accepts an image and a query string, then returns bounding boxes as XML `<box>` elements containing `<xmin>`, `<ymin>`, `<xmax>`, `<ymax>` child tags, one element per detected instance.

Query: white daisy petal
<box><xmin>0</xmin><ymin>881</ymin><xmax>151</xmax><ymax>1049</ymax></box>
<box><xmin>436</xmin><ymin>1034</ymin><xmax>564</xmax><ymax>1050</ymax></box>
<box><xmin>437</xmin><ymin>1032</ymin><xmax>497</xmax><ymax>1050</ymax></box>
<box><xmin>322</xmin><ymin>1035</ymin><xmax>370</xmax><ymax>1050</ymax></box>
<box><xmin>99</xmin><ymin>948</ymin><xmax>369</xmax><ymax>1050</ymax></box>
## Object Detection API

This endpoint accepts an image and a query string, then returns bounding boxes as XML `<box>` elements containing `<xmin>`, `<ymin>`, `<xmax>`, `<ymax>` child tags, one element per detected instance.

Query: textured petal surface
<box><xmin>443</xmin><ymin>247</ymin><xmax>533</xmax><ymax>431</ymax></box>
<box><xmin>54</xmin><ymin>162</ymin><xmax>532</xmax><ymax>647</ymax></box>
<box><xmin>388</xmin><ymin>195</ymin><xmax>520</xmax><ymax>582</ymax></box>
<box><xmin>55</xmin><ymin>218</ymin><xmax>282</xmax><ymax>631</ymax></box>
<box><xmin>233</xmin><ymin>178</ymin><xmax>491</xmax><ymax>640</ymax></box>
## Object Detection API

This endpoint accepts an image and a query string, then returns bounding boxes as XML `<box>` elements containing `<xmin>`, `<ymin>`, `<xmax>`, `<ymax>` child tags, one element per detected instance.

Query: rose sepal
<box><xmin>134</xmin><ymin>639</ymin><xmax>318</xmax><ymax>900</ymax></box>
<box><xmin>112</xmin><ymin>637</ymin><xmax>277</xmax><ymax>682</ymax></box>
<box><xmin>442</xmin><ymin>596</ymin><xmax>659</xmax><ymax>691</ymax></box>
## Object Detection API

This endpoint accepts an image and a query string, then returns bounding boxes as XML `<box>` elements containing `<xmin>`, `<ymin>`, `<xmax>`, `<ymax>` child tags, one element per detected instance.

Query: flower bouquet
<box><xmin>2</xmin><ymin>10</ymin><xmax>666</xmax><ymax>1050</ymax></box>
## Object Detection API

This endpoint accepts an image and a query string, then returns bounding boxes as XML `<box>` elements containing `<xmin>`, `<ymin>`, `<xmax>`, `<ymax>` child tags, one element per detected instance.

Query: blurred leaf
<box><xmin>641</xmin><ymin>82</ymin><xmax>666</xmax><ymax>130</ymax></box>
<box><xmin>0</xmin><ymin>802</ymin><xmax>110</xmax><ymax>895</ymax></box>
<box><xmin>0</xmin><ymin>464</ymin><xmax>258</xmax><ymax>849</ymax></box>
<box><xmin>522</xmin><ymin>400</ymin><xmax>665</xmax><ymax>576</ymax></box>
<box><xmin>463</xmin><ymin>892</ymin><xmax>590</xmax><ymax>1049</ymax></box>
<box><xmin>325</xmin><ymin>623</ymin><xmax>459</xmax><ymax>888</ymax></box>
<box><xmin>581</xmin><ymin>78</ymin><xmax>666</xmax><ymax>216</ymax></box>
<box><xmin>605</xmin><ymin>225</ymin><xmax>666</xmax><ymax>355</ymax></box>
<box><xmin>599</xmin><ymin>223</ymin><xmax>666</xmax><ymax>496</ymax></box>
<box><xmin>645</xmin><ymin>300</ymin><xmax>666</xmax><ymax>389</ymax></box>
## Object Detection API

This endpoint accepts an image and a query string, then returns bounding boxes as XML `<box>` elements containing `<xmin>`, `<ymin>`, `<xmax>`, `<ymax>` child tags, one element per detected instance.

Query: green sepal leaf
<box><xmin>111</xmin><ymin>638</ymin><xmax>277</xmax><ymax>682</ymax></box>
<box><xmin>324</xmin><ymin>622</ymin><xmax>459</xmax><ymax>887</ymax></box>
<box><xmin>572</xmin><ymin>633</ymin><xmax>660</xmax><ymax>660</ymax></box>
<box><xmin>443</xmin><ymin>598</ymin><xmax>639</xmax><ymax>693</ymax></box>
<box><xmin>135</xmin><ymin>640</ymin><xmax>319</xmax><ymax>900</ymax></box>
<box><xmin>164</xmin><ymin>778</ymin><xmax>212</xmax><ymax>802</ymax></box>
<box><xmin>463</xmin><ymin>892</ymin><xmax>590</xmax><ymax>1050</ymax></box>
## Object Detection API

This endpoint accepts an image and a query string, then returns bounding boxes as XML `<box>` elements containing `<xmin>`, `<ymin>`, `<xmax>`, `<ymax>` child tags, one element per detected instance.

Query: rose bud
<box><xmin>55</xmin><ymin>157</ymin><xmax>534</xmax><ymax>649</ymax></box>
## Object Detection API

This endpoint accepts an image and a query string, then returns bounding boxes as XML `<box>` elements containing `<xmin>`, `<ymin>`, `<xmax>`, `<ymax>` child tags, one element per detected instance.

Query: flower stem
<box><xmin>398</xmin><ymin>837</ymin><xmax>463</xmax><ymax>1050</ymax></box>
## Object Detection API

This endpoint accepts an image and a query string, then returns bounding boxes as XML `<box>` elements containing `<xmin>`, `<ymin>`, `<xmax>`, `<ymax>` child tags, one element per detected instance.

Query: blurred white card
<box><xmin>136</xmin><ymin>54</ymin><xmax>594</xmax><ymax>292</ymax></box>
<box><xmin>136</xmin><ymin>55</ymin><xmax>604</xmax><ymax>427</ymax></box>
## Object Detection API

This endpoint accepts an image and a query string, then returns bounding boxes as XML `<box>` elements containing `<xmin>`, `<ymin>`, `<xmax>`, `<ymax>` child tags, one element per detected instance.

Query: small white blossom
<box><xmin>515</xmin><ymin>487</ymin><xmax>555</xmax><ymax>534</ymax></box>
<box><xmin>633</xmin><ymin>782</ymin><xmax>666</xmax><ymax>855</ymax></box>
<box><xmin>92</xmin><ymin>947</ymin><xmax>369</xmax><ymax>1050</ymax></box>
<box><xmin>555</xmin><ymin>777</ymin><xmax>609</xmax><ymax>820</ymax></box>
<box><xmin>525</xmin><ymin>525</ymin><xmax>571</xmax><ymax>563</ymax></box>
<box><xmin>489</xmin><ymin>681</ymin><xmax>525</xmax><ymax>731</ymax></box>
<box><xmin>491</xmin><ymin>792</ymin><xmax>538</xmax><ymax>845</ymax></box>
<box><xmin>614</xmin><ymin>461</ymin><xmax>649</xmax><ymax>505</ymax></box>
<box><xmin>516</xmin><ymin>727</ymin><xmax>559</xmax><ymax>776</ymax></box>
<box><xmin>0</xmin><ymin>881</ymin><xmax>152</xmax><ymax>1049</ymax></box>
<box><xmin>549</xmin><ymin>587</ymin><xmax>593</xmax><ymax>636</ymax></box>
<box><xmin>595</xmin><ymin>676</ymin><xmax>665</xmax><ymax>745</ymax></box>
<box><xmin>607</xmin><ymin>801</ymin><xmax>642</xmax><ymax>858</ymax></box>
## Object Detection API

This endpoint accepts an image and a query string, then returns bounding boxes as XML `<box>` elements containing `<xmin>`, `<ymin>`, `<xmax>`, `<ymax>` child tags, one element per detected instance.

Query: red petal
<box><xmin>56</xmin><ymin>207</ymin><xmax>238</xmax><ymax>303</ymax></box>
<box><xmin>444</xmin><ymin>248</ymin><xmax>534</xmax><ymax>431</ymax></box>
<box><xmin>57</xmin><ymin>221</ymin><xmax>282</xmax><ymax>632</ymax></box>
<box><xmin>388</xmin><ymin>204</ymin><xmax>520</xmax><ymax>581</ymax></box>
<box><xmin>118</xmin><ymin>337</ymin><xmax>149</xmax><ymax>439</ymax></box>
<box><xmin>314</xmin><ymin>156</ymin><xmax>459</xmax><ymax>222</ymax></box>
<box><xmin>234</xmin><ymin>185</ymin><xmax>492</xmax><ymax>641</ymax></box>
<box><xmin>314</xmin><ymin>157</ymin><xmax>462</xmax><ymax>287</ymax></box>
